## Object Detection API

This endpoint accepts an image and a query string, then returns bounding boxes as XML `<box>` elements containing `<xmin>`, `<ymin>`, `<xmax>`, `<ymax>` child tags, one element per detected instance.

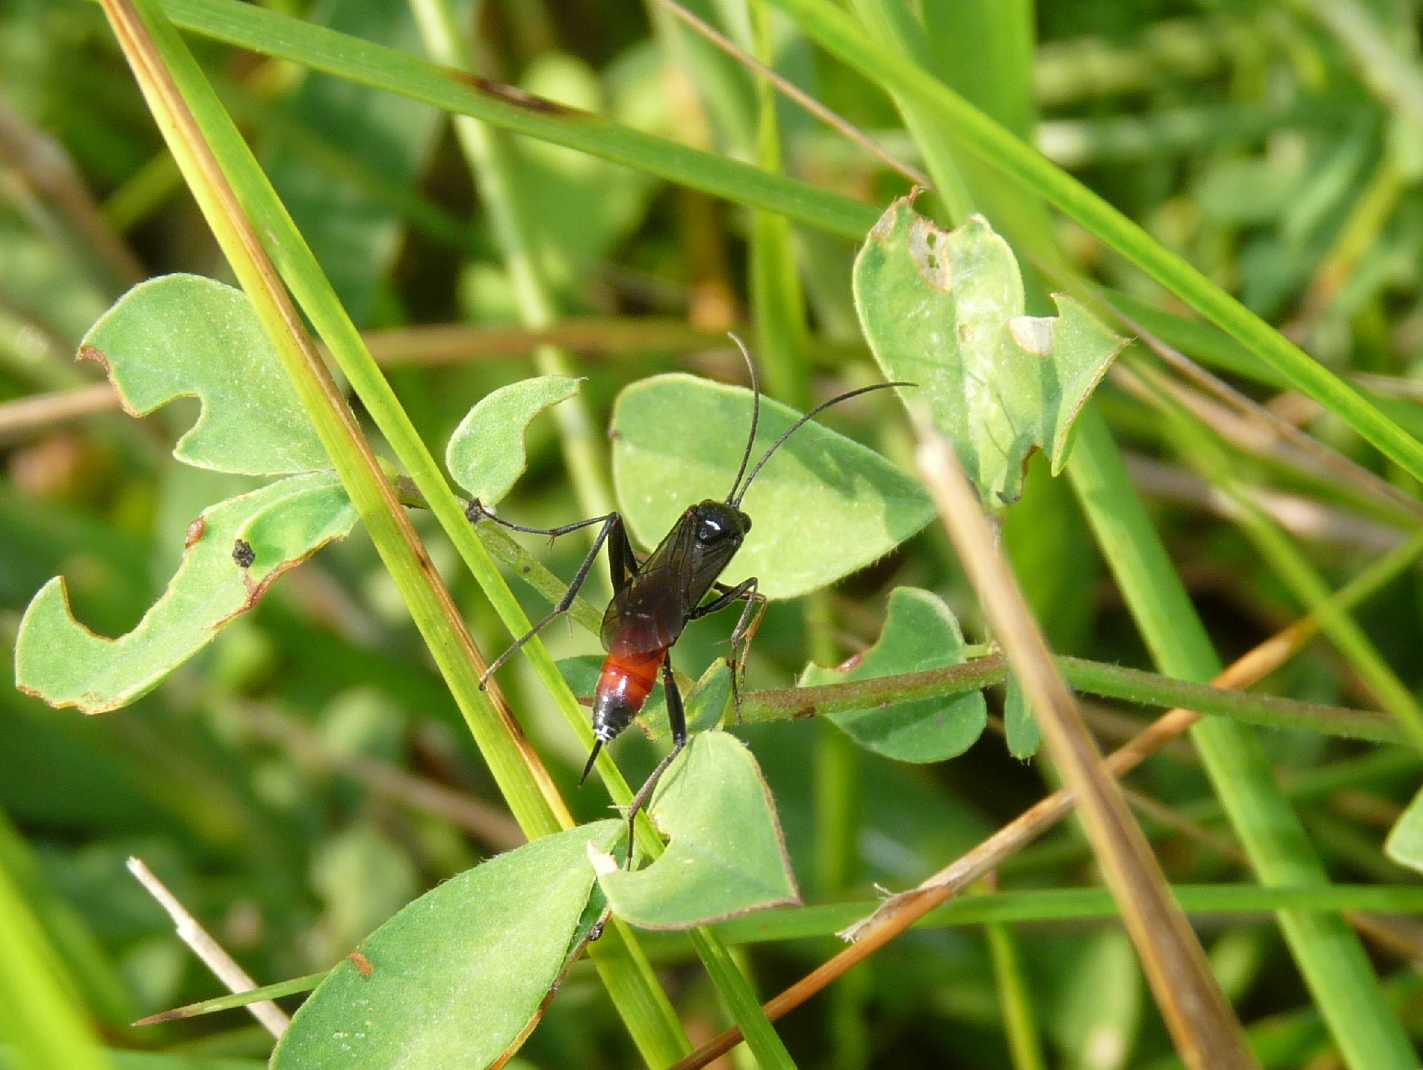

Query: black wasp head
<box><xmin>693</xmin><ymin>499</ymin><xmax>751</xmax><ymax>549</ymax></box>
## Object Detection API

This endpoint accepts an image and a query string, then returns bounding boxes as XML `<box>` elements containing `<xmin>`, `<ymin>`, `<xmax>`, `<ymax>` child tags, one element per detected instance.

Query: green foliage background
<box><xmin>3</xmin><ymin>1</ymin><xmax>1423</xmax><ymax>1068</ymax></box>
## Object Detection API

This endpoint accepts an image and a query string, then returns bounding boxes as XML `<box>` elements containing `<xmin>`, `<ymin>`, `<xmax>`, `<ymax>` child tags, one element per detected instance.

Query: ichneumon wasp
<box><xmin>467</xmin><ymin>338</ymin><xmax>909</xmax><ymax>861</ymax></box>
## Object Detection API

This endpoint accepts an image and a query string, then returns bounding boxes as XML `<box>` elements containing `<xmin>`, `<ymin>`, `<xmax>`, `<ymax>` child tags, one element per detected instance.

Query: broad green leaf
<box><xmin>800</xmin><ymin>587</ymin><xmax>987</xmax><ymax>762</ymax></box>
<box><xmin>853</xmin><ymin>196</ymin><xmax>1127</xmax><ymax>505</ymax></box>
<box><xmin>272</xmin><ymin>821</ymin><xmax>622</xmax><ymax>1070</ymax></box>
<box><xmin>611</xmin><ymin>374</ymin><xmax>933</xmax><ymax>599</ymax></box>
<box><xmin>1384</xmin><ymin>785</ymin><xmax>1423</xmax><ymax>875</ymax></box>
<box><xmin>1004</xmin><ymin>674</ymin><xmax>1041</xmax><ymax>759</ymax></box>
<box><xmin>14</xmin><ymin>472</ymin><xmax>356</xmax><ymax>714</ymax></box>
<box><xmin>79</xmin><ymin>275</ymin><xmax>329</xmax><ymax>475</ymax></box>
<box><xmin>446</xmin><ymin>375</ymin><xmax>582</xmax><ymax>505</ymax></box>
<box><xmin>594</xmin><ymin>732</ymin><xmax>799</xmax><ymax>928</ymax></box>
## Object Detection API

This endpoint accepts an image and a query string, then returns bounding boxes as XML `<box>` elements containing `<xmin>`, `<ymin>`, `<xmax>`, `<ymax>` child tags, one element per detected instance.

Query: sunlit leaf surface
<box><xmin>800</xmin><ymin>587</ymin><xmax>987</xmax><ymax>762</ymax></box>
<box><xmin>595</xmin><ymin>732</ymin><xmax>798</xmax><ymax>928</ymax></box>
<box><xmin>854</xmin><ymin>196</ymin><xmax>1126</xmax><ymax>505</ymax></box>
<box><xmin>611</xmin><ymin>374</ymin><xmax>933</xmax><ymax>599</ymax></box>
<box><xmin>272</xmin><ymin>821</ymin><xmax>622</xmax><ymax>1070</ymax></box>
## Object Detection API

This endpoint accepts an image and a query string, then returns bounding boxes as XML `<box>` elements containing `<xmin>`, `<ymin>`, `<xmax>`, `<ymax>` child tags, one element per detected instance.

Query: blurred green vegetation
<box><xmin>3</xmin><ymin>0</ymin><xmax>1423</xmax><ymax>1067</ymax></box>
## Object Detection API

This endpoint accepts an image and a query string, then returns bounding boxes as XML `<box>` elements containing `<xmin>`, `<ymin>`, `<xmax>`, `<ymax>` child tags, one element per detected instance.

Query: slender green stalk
<box><xmin>767</xmin><ymin>0</ymin><xmax>1423</xmax><ymax>486</ymax></box>
<box><xmin>703</xmin><ymin>883</ymin><xmax>1423</xmax><ymax>945</ymax></box>
<box><xmin>409</xmin><ymin>0</ymin><xmax>614</xmax><ymax>521</ymax></box>
<box><xmin>111</xmin><ymin>3</ymin><xmax>688</xmax><ymax>1063</ymax></box>
<box><xmin>1064</xmin><ymin>409</ymin><xmax>1418</xmax><ymax>1069</ymax></box>
<box><xmin>983</xmin><ymin>908</ymin><xmax>1047</xmax><ymax>1070</ymax></box>
<box><xmin>148</xmin><ymin>0</ymin><xmax>881</xmax><ymax>239</ymax></box>
<box><xmin>737</xmin><ymin>652</ymin><xmax>1405</xmax><ymax>745</ymax></box>
<box><xmin>135</xmin><ymin>974</ymin><xmax>327</xmax><ymax>1024</ymax></box>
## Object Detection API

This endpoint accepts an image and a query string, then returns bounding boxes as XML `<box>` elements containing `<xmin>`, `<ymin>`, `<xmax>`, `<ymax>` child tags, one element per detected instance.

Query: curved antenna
<box><xmin>724</xmin><ymin>333</ymin><xmax>761</xmax><ymax>504</ymax></box>
<box><xmin>730</xmin><ymin>380</ymin><xmax>914</xmax><ymax>507</ymax></box>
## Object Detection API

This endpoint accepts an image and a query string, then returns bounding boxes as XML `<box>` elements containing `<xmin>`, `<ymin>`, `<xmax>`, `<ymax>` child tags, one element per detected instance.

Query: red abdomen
<box><xmin>591</xmin><ymin>648</ymin><xmax>667</xmax><ymax>745</ymax></box>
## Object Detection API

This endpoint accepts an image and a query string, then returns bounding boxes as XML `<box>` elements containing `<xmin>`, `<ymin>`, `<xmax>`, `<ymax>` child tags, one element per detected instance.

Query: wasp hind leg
<box><xmin>624</xmin><ymin>655</ymin><xmax>687</xmax><ymax>869</ymax></box>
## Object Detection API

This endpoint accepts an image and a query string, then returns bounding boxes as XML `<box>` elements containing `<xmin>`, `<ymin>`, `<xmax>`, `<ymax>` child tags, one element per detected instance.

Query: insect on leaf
<box><xmin>593</xmin><ymin>732</ymin><xmax>799</xmax><ymax>929</ymax></box>
<box><xmin>15</xmin><ymin>472</ymin><xmax>357</xmax><ymax>714</ymax></box>
<box><xmin>272</xmin><ymin>821</ymin><xmax>622</xmax><ymax>1070</ymax></box>
<box><xmin>853</xmin><ymin>196</ymin><xmax>1128</xmax><ymax>506</ymax></box>
<box><xmin>80</xmin><ymin>275</ymin><xmax>330</xmax><ymax>475</ymax></box>
<box><xmin>1384</xmin><ymin>785</ymin><xmax>1423</xmax><ymax>875</ymax></box>
<box><xmin>611</xmin><ymin>374</ymin><xmax>933</xmax><ymax>599</ymax></box>
<box><xmin>446</xmin><ymin>375</ymin><xmax>582</xmax><ymax>506</ymax></box>
<box><xmin>800</xmin><ymin>587</ymin><xmax>987</xmax><ymax>762</ymax></box>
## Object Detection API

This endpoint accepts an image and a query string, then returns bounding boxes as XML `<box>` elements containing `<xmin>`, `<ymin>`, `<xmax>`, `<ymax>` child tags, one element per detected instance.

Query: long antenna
<box><xmin>729</xmin><ymin>380</ymin><xmax>913</xmax><ymax>507</ymax></box>
<box><xmin>724</xmin><ymin>333</ymin><xmax>761</xmax><ymax>504</ymax></box>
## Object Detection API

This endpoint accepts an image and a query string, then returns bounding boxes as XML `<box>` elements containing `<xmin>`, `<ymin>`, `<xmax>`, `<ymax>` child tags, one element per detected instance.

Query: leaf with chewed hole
<box><xmin>799</xmin><ymin>587</ymin><xmax>987</xmax><ymax>762</ymax></box>
<box><xmin>79</xmin><ymin>275</ymin><xmax>329</xmax><ymax>475</ymax></box>
<box><xmin>272</xmin><ymin>821</ymin><xmax>621</xmax><ymax>1070</ymax></box>
<box><xmin>15</xmin><ymin>472</ymin><xmax>356</xmax><ymax>714</ymax></box>
<box><xmin>1385</xmin><ymin>785</ymin><xmax>1423</xmax><ymax>875</ymax></box>
<box><xmin>611</xmin><ymin>375</ymin><xmax>933</xmax><ymax>599</ymax></box>
<box><xmin>593</xmin><ymin>732</ymin><xmax>799</xmax><ymax>929</ymax></box>
<box><xmin>854</xmin><ymin>196</ymin><xmax>1127</xmax><ymax>506</ymax></box>
<box><xmin>446</xmin><ymin>375</ymin><xmax>582</xmax><ymax>506</ymax></box>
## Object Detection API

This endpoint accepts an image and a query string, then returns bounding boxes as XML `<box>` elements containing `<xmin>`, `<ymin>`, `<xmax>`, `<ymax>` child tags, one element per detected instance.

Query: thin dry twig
<box><xmin>1125</xmin><ymin>453</ymin><xmax>1405</xmax><ymax>554</ymax></box>
<box><xmin>0</xmin><ymin>383</ymin><xmax>121</xmax><ymax>439</ymax></box>
<box><xmin>651</xmin><ymin>0</ymin><xmax>930</xmax><ymax>188</ymax></box>
<box><xmin>1111</xmin><ymin>306</ymin><xmax>1423</xmax><ymax>521</ymax></box>
<box><xmin>912</xmin><ymin>429</ymin><xmax>1253</xmax><ymax>1069</ymax></box>
<box><xmin>127</xmin><ymin>856</ymin><xmax>290</xmax><ymax>1037</ymax></box>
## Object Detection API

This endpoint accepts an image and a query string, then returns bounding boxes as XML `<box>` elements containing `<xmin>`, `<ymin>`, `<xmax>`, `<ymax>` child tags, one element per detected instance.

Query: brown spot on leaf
<box><xmin>346</xmin><ymin>950</ymin><xmax>374</xmax><ymax>977</ymax></box>
<box><xmin>448</xmin><ymin>70</ymin><xmax>575</xmax><ymax>116</ymax></box>
<box><xmin>185</xmin><ymin>516</ymin><xmax>206</xmax><ymax>549</ymax></box>
<box><xmin>76</xmin><ymin>344</ymin><xmax>111</xmax><ymax>374</ymax></box>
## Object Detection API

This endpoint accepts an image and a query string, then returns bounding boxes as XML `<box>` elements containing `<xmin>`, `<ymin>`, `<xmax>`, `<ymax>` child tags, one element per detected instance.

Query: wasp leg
<box><xmin>472</xmin><ymin>509</ymin><xmax>627</xmax><ymax>687</ymax></box>
<box><xmin>624</xmin><ymin>655</ymin><xmax>687</xmax><ymax>869</ymax></box>
<box><xmin>690</xmin><ymin>577</ymin><xmax>765</xmax><ymax>722</ymax></box>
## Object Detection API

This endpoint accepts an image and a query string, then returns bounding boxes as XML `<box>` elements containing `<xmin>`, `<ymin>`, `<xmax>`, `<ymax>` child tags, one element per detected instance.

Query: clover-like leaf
<box><xmin>446</xmin><ymin>375</ymin><xmax>582</xmax><ymax>505</ymax></box>
<box><xmin>272</xmin><ymin>821</ymin><xmax>622</xmax><ymax>1070</ymax></box>
<box><xmin>593</xmin><ymin>732</ymin><xmax>798</xmax><ymax>928</ymax></box>
<box><xmin>853</xmin><ymin>196</ymin><xmax>1128</xmax><ymax>505</ymax></box>
<box><xmin>611</xmin><ymin>374</ymin><xmax>933</xmax><ymax>599</ymax></box>
<box><xmin>799</xmin><ymin>587</ymin><xmax>986</xmax><ymax>762</ymax></box>
<box><xmin>1004</xmin><ymin>674</ymin><xmax>1042</xmax><ymax>760</ymax></box>
<box><xmin>79</xmin><ymin>275</ymin><xmax>329</xmax><ymax>475</ymax></box>
<box><xmin>1384</xmin><ymin>785</ymin><xmax>1423</xmax><ymax>876</ymax></box>
<box><xmin>15</xmin><ymin>472</ymin><xmax>357</xmax><ymax>714</ymax></box>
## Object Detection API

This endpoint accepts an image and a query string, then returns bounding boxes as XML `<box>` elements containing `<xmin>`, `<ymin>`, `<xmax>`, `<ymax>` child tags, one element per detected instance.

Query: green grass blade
<box><xmin>113</xmin><ymin>3</ymin><xmax>690</xmax><ymax>1063</ymax></box>
<box><xmin>767</xmin><ymin>0</ymin><xmax>1423</xmax><ymax>486</ymax></box>
<box><xmin>1065</xmin><ymin>409</ymin><xmax>1418</xmax><ymax>1069</ymax></box>
<box><xmin>148</xmin><ymin>0</ymin><xmax>879</xmax><ymax>239</ymax></box>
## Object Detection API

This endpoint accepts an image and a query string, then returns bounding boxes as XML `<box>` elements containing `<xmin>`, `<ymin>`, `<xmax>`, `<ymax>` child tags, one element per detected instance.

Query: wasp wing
<box><xmin>601</xmin><ymin>514</ymin><xmax>697</xmax><ymax>655</ymax></box>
